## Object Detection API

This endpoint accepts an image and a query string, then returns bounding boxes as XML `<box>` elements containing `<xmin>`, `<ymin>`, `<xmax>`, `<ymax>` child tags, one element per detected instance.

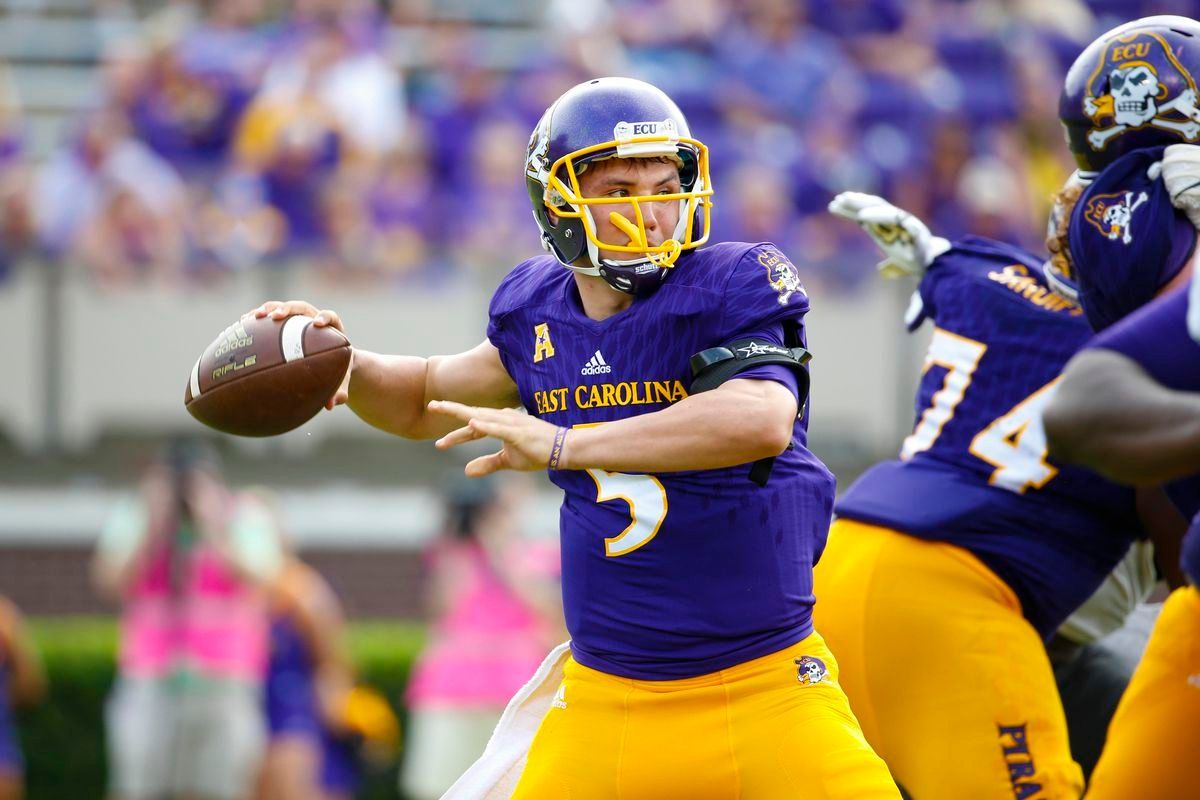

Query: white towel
<box><xmin>439</xmin><ymin>641</ymin><xmax>571</xmax><ymax>800</ymax></box>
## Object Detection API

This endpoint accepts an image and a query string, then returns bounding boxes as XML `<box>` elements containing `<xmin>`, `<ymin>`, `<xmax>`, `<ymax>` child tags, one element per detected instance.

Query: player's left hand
<box><xmin>429</xmin><ymin>401</ymin><xmax>558</xmax><ymax>476</ymax></box>
<box><xmin>828</xmin><ymin>191</ymin><xmax>950</xmax><ymax>278</ymax></box>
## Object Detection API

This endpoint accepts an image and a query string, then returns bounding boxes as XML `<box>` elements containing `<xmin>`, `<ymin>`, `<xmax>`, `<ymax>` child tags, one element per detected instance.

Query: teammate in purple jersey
<box><xmin>1038</xmin><ymin>18</ymin><xmax>1200</xmax><ymax>793</ymax></box>
<box><xmin>249</xmin><ymin>78</ymin><xmax>899</xmax><ymax>798</ymax></box>
<box><xmin>815</xmin><ymin>190</ymin><xmax>1149</xmax><ymax>799</ymax></box>
<box><xmin>1046</xmin><ymin>288</ymin><xmax>1200</xmax><ymax>799</ymax></box>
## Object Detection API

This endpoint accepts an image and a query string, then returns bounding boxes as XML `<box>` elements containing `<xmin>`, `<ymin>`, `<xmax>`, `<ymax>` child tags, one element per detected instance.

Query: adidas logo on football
<box><xmin>581</xmin><ymin>350</ymin><xmax>613</xmax><ymax>376</ymax></box>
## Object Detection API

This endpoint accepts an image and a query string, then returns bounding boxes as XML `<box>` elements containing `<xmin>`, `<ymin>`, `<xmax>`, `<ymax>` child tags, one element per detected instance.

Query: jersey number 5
<box><xmin>586</xmin><ymin>469</ymin><xmax>668</xmax><ymax>557</ymax></box>
<box><xmin>902</xmin><ymin>327</ymin><xmax>1059</xmax><ymax>495</ymax></box>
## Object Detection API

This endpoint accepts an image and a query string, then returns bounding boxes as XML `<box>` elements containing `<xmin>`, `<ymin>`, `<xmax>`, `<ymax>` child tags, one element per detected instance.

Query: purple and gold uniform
<box><xmin>489</xmin><ymin>242</ymin><xmax>899</xmax><ymax>798</ymax></box>
<box><xmin>837</xmin><ymin>237</ymin><xmax>1140</xmax><ymax>637</ymax></box>
<box><xmin>1082</xmin><ymin>288</ymin><xmax>1200</xmax><ymax>800</ymax></box>
<box><xmin>815</xmin><ymin>237</ymin><xmax>1141</xmax><ymax>800</ymax></box>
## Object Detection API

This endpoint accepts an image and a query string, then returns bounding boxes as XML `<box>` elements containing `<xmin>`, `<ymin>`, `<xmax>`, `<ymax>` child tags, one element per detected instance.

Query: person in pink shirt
<box><xmin>93</xmin><ymin>440</ymin><xmax>282</xmax><ymax>800</ymax></box>
<box><xmin>401</xmin><ymin>476</ymin><xmax>563</xmax><ymax>800</ymax></box>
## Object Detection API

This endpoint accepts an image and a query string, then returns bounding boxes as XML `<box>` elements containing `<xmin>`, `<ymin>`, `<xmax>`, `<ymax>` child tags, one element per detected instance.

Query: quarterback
<box><xmin>253</xmin><ymin>78</ymin><xmax>898</xmax><ymax>798</ymax></box>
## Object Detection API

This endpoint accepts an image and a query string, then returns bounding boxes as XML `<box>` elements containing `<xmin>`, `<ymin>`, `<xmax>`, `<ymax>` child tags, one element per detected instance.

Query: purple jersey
<box><xmin>1087</xmin><ymin>287</ymin><xmax>1200</xmax><ymax>521</ymax></box>
<box><xmin>1067</xmin><ymin>146</ymin><xmax>1197</xmax><ymax>332</ymax></box>
<box><xmin>488</xmin><ymin>242</ymin><xmax>834</xmax><ymax>680</ymax></box>
<box><xmin>836</xmin><ymin>236</ymin><xmax>1141</xmax><ymax>637</ymax></box>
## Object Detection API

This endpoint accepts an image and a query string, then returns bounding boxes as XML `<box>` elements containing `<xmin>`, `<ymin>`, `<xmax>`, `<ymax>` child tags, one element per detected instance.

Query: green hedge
<box><xmin>20</xmin><ymin>618</ymin><xmax>426</xmax><ymax>799</ymax></box>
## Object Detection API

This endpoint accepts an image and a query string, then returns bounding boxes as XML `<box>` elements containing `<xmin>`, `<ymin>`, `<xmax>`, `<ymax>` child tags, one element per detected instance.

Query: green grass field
<box><xmin>22</xmin><ymin>617</ymin><xmax>427</xmax><ymax>799</ymax></box>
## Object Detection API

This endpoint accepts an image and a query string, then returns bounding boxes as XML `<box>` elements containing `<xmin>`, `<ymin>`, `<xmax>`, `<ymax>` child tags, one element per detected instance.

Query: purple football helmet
<box><xmin>1060</xmin><ymin>15</ymin><xmax>1200</xmax><ymax>174</ymax></box>
<box><xmin>524</xmin><ymin>77</ymin><xmax>714</xmax><ymax>297</ymax></box>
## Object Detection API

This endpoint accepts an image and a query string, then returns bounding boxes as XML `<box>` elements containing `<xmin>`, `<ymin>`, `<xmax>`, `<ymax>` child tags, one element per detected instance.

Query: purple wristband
<box><xmin>548</xmin><ymin>426</ymin><xmax>569</xmax><ymax>471</ymax></box>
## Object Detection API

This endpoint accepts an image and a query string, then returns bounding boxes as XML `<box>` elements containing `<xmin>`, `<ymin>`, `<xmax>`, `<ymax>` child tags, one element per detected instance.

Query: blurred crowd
<box><xmin>0</xmin><ymin>439</ymin><xmax>563</xmax><ymax>799</ymax></box>
<box><xmin>0</xmin><ymin>0</ymin><xmax>1193</xmax><ymax>296</ymax></box>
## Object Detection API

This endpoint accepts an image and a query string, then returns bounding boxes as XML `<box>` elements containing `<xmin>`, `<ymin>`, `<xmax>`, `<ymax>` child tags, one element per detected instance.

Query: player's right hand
<box><xmin>249</xmin><ymin>300</ymin><xmax>352</xmax><ymax>409</ymax></box>
<box><xmin>828</xmin><ymin>191</ymin><xmax>950</xmax><ymax>278</ymax></box>
<box><xmin>249</xmin><ymin>300</ymin><xmax>347</xmax><ymax>334</ymax></box>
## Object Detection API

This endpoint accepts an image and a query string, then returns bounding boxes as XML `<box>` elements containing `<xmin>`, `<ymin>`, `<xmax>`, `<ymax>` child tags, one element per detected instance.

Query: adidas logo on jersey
<box><xmin>581</xmin><ymin>350</ymin><xmax>613</xmax><ymax>376</ymax></box>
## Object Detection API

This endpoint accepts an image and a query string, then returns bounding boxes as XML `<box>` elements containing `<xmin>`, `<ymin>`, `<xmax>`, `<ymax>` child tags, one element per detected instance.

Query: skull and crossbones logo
<box><xmin>1084</xmin><ymin>35</ymin><xmax>1200</xmax><ymax>150</ymax></box>
<box><xmin>759</xmin><ymin>249</ymin><xmax>806</xmax><ymax>306</ymax></box>
<box><xmin>795</xmin><ymin>655</ymin><xmax>828</xmax><ymax>685</ymax></box>
<box><xmin>1084</xmin><ymin>190</ymin><xmax>1148</xmax><ymax>245</ymax></box>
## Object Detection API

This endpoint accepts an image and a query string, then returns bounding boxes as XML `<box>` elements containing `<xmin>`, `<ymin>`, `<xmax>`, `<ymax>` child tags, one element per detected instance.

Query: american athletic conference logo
<box><xmin>581</xmin><ymin>350</ymin><xmax>613</xmax><ymax>376</ymax></box>
<box><xmin>795</xmin><ymin>656</ymin><xmax>828</xmax><ymax>685</ymax></box>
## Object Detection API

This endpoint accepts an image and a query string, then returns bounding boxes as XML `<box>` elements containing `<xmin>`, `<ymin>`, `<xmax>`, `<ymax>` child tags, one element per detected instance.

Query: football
<box><xmin>184</xmin><ymin>314</ymin><xmax>351</xmax><ymax>437</ymax></box>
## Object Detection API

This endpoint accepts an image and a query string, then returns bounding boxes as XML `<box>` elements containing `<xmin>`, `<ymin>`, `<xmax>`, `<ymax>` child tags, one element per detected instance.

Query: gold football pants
<box><xmin>511</xmin><ymin>632</ymin><xmax>900</xmax><ymax>799</ymax></box>
<box><xmin>813</xmin><ymin>518</ymin><xmax>1084</xmax><ymax>799</ymax></box>
<box><xmin>1086</xmin><ymin>586</ymin><xmax>1200</xmax><ymax>799</ymax></box>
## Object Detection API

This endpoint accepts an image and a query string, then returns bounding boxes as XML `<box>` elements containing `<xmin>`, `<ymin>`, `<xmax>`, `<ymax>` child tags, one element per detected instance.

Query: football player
<box><xmin>250</xmin><ymin>77</ymin><xmax>900</xmax><ymax>798</ymax></box>
<box><xmin>1041</xmin><ymin>17</ymin><xmax>1200</xmax><ymax>796</ymax></box>
<box><xmin>1045</xmin><ymin>283</ymin><xmax>1200</xmax><ymax>800</ymax></box>
<box><xmin>817</xmin><ymin>188</ymin><xmax>1148</xmax><ymax>799</ymax></box>
<box><xmin>1049</xmin><ymin>15</ymin><xmax>1200</xmax><ymax>590</ymax></box>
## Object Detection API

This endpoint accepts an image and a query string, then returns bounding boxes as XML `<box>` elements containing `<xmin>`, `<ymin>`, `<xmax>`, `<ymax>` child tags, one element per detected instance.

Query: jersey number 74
<box><xmin>901</xmin><ymin>327</ymin><xmax>1060</xmax><ymax>495</ymax></box>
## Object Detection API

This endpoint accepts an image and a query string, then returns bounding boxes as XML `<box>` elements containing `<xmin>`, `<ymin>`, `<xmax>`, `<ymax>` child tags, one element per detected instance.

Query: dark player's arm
<box><xmin>1136</xmin><ymin>486</ymin><xmax>1190</xmax><ymax>589</ymax></box>
<box><xmin>0</xmin><ymin>598</ymin><xmax>46</xmax><ymax>708</ymax></box>
<box><xmin>347</xmin><ymin>340</ymin><xmax>521</xmax><ymax>440</ymax></box>
<box><xmin>1045</xmin><ymin>349</ymin><xmax>1200</xmax><ymax>485</ymax></box>
<box><xmin>564</xmin><ymin>378</ymin><xmax>797</xmax><ymax>473</ymax></box>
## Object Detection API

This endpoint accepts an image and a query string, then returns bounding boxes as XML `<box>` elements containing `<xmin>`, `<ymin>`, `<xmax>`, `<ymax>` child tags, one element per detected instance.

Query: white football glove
<box><xmin>1159</xmin><ymin>145</ymin><xmax>1200</xmax><ymax>343</ymax></box>
<box><xmin>828</xmin><ymin>191</ymin><xmax>951</xmax><ymax>279</ymax></box>
<box><xmin>1161</xmin><ymin>143</ymin><xmax>1200</xmax><ymax>229</ymax></box>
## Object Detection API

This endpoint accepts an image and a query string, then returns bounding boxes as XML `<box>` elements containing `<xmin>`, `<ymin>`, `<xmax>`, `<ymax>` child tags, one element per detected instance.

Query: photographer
<box><xmin>93</xmin><ymin>440</ymin><xmax>282</xmax><ymax>800</ymax></box>
<box><xmin>400</xmin><ymin>476</ymin><xmax>563</xmax><ymax>800</ymax></box>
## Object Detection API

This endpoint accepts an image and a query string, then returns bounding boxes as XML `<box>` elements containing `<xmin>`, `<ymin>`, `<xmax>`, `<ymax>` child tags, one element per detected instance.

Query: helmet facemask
<box><xmin>540</xmin><ymin>125</ymin><xmax>714</xmax><ymax>296</ymax></box>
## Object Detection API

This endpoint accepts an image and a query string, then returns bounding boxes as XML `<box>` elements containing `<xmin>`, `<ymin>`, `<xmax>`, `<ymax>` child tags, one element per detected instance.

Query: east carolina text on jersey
<box><xmin>532</xmin><ymin>380</ymin><xmax>689</xmax><ymax>414</ymax></box>
<box><xmin>488</xmin><ymin>242</ymin><xmax>835</xmax><ymax>679</ymax></box>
